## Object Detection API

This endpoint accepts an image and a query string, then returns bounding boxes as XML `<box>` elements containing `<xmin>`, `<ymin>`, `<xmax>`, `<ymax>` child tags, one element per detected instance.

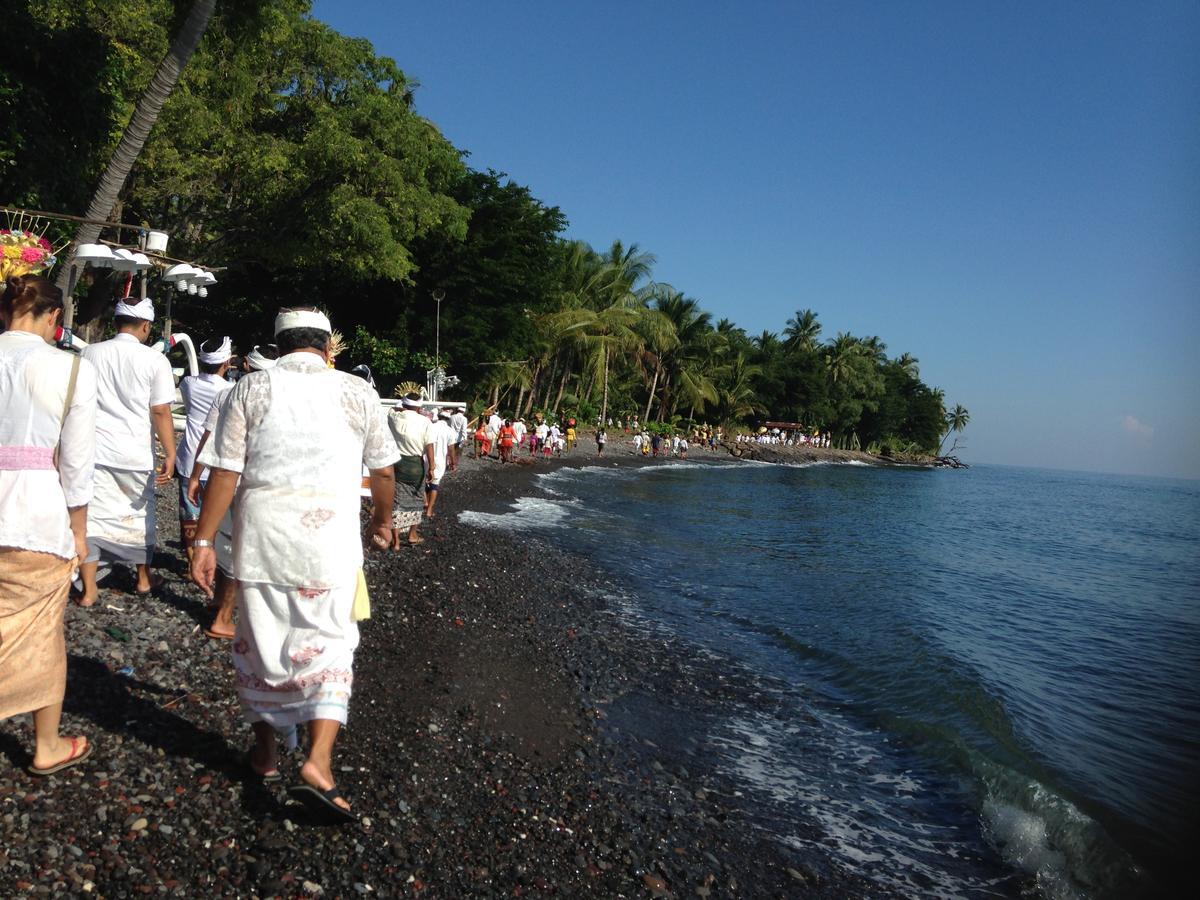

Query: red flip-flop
<box><xmin>28</xmin><ymin>737</ymin><xmax>93</xmax><ymax>776</ymax></box>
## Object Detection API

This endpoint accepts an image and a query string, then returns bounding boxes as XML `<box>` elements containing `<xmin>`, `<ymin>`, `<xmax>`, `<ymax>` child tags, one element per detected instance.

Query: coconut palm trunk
<box><xmin>599</xmin><ymin>346</ymin><xmax>610</xmax><ymax>425</ymax></box>
<box><xmin>58</xmin><ymin>0</ymin><xmax>217</xmax><ymax>327</ymax></box>
<box><xmin>644</xmin><ymin>361</ymin><xmax>660</xmax><ymax>422</ymax></box>
<box><xmin>552</xmin><ymin>368</ymin><xmax>570</xmax><ymax>418</ymax></box>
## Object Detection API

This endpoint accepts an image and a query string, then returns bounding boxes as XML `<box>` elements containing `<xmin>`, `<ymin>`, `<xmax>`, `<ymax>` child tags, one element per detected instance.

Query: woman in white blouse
<box><xmin>0</xmin><ymin>275</ymin><xmax>97</xmax><ymax>775</ymax></box>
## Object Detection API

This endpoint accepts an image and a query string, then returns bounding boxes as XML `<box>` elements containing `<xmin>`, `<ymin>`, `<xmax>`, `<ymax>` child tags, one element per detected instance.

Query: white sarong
<box><xmin>232</xmin><ymin>578</ymin><xmax>358</xmax><ymax>728</ymax></box>
<box><xmin>85</xmin><ymin>464</ymin><xmax>155</xmax><ymax>567</ymax></box>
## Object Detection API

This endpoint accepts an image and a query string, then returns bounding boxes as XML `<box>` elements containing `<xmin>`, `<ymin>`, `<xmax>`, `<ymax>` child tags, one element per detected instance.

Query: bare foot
<box><xmin>74</xmin><ymin>592</ymin><xmax>99</xmax><ymax>608</ymax></box>
<box><xmin>299</xmin><ymin>759</ymin><xmax>351</xmax><ymax>812</ymax></box>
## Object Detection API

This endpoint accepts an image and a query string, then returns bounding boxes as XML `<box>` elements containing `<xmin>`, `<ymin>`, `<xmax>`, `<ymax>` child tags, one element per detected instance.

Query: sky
<box><xmin>311</xmin><ymin>1</ymin><xmax>1200</xmax><ymax>479</ymax></box>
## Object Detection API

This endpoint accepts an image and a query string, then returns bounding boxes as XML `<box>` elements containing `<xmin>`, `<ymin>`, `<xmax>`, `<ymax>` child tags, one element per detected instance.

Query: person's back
<box><xmin>429</xmin><ymin>417</ymin><xmax>453</xmax><ymax>480</ymax></box>
<box><xmin>0</xmin><ymin>329</ymin><xmax>97</xmax><ymax>558</ymax></box>
<box><xmin>228</xmin><ymin>356</ymin><xmax>382</xmax><ymax>588</ymax></box>
<box><xmin>179</xmin><ymin>374</ymin><xmax>232</xmax><ymax>475</ymax></box>
<box><xmin>83</xmin><ymin>332</ymin><xmax>174</xmax><ymax>472</ymax></box>
<box><xmin>0</xmin><ymin>275</ymin><xmax>99</xmax><ymax>776</ymax></box>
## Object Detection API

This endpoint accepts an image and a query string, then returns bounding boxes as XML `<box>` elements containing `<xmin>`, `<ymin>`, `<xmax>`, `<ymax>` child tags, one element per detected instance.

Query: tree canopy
<box><xmin>0</xmin><ymin>0</ymin><xmax>966</xmax><ymax>453</ymax></box>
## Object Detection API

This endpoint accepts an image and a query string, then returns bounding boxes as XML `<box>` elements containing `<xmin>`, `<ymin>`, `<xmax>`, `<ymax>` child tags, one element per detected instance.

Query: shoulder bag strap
<box><xmin>54</xmin><ymin>353</ymin><xmax>81</xmax><ymax>470</ymax></box>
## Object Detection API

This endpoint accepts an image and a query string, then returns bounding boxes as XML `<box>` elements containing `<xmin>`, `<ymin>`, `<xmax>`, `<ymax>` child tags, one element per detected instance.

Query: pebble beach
<box><xmin>0</xmin><ymin>443</ymin><xmax>884</xmax><ymax>898</ymax></box>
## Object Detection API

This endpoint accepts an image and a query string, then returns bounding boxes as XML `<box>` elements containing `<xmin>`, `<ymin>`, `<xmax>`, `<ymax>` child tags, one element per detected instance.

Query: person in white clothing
<box><xmin>511</xmin><ymin>417</ymin><xmax>527</xmax><ymax>449</ymax></box>
<box><xmin>485</xmin><ymin>409</ymin><xmax>502</xmax><ymax>459</ymax></box>
<box><xmin>424</xmin><ymin>410</ymin><xmax>455</xmax><ymax>520</ymax></box>
<box><xmin>176</xmin><ymin>336</ymin><xmax>234</xmax><ymax>557</ymax></box>
<box><xmin>387</xmin><ymin>394</ymin><xmax>436</xmax><ymax>546</ymax></box>
<box><xmin>190</xmin><ymin>308</ymin><xmax>397</xmax><ymax>819</ymax></box>
<box><xmin>0</xmin><ymin>276</ymin><xmax>97</xmax><ymax>775</ymax></box>
<box><xmin>448</xmin><ymin>404</ymin><xmax>468</xmax><ymax>472</ymax></box>
<box><xmin>186</xmin><ymin>343</ymin><xmax>277</xmax><ymax>640</ymax></box>
<box><xmin>78</xmin><ymin>297</ymin><xmax>176</xmax><ymax>606</ymax></box>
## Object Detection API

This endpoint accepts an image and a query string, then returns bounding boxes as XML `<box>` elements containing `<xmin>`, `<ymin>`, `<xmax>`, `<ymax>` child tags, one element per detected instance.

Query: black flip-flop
<box><xmin>287</xmin><ymin>783</ymin><xmax>357</xmax><ymax>822</ymax></box>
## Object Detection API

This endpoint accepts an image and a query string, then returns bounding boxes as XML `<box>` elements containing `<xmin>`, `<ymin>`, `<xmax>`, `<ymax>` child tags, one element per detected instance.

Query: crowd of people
<box><xmin>735</xmin><ymin>430</ymin><xmax>831</xmax><ymax>447</ymax></box>
<box><xmin>472</xmin><ymin>413</ymin><xmax>581</xmax><ymax>461</ymax></box>
<box><xmin>0</xmin><ymin>275</ymin><xmax>453</xmax><ymax>821</ymax></box>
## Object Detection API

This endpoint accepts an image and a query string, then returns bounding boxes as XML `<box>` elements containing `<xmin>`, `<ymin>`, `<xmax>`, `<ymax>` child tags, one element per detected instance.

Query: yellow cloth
<box><xmin>0</xmin><ymin>549</ymin><xmax>73</xmax><ymax>720</ymax></box>
<box><xmin>351</xmin><ymin>568</ymin><xmax>370</xmax><ymax>622</ymax></box>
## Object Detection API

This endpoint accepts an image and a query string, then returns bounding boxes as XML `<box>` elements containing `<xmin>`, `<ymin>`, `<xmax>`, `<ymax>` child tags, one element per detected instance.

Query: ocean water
<box><xmin>460</xmin><ymin>461</ymin><xmax>1200</xmax><ymax>897</ymax></box>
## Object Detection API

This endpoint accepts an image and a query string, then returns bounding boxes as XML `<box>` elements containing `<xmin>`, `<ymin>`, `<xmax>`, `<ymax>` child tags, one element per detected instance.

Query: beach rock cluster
<box><xmin>1</xmin><ymin>450</ymin><xmax>879</xmax><ymax>897</ymax></box>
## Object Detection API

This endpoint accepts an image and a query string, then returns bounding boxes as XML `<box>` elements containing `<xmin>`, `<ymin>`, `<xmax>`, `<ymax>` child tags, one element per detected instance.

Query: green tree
<box><xmin>784</xmin><ymin>308</ymin><xmax>821</xmax><ymax>352</ymax></box>
<box><xmin>940</xmin><ymin>404</ymin><xmax>971</xmax><ymax>453</ymax></box>
<box><xmin>58</xmin><ymin>0</ymin><xmax>218</xmax><ymax>326</ymax></box>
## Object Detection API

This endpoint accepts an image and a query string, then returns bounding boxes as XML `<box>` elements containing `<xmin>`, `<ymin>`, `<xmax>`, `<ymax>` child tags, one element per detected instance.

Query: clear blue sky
<box><xmin>312</xmin><ymin>0</ymin><xmax>1200</xmax><ymax>479</ymax></box>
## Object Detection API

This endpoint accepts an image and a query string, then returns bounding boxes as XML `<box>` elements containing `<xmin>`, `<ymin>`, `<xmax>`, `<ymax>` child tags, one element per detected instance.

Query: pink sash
<box><xmin>0</xmin><ymin>446</ymin><xmax>55</xmax><ymax>470</ymax></box>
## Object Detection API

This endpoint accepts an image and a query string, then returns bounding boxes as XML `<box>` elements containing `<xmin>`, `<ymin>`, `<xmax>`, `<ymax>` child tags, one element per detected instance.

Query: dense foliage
<box><xmin>1</xmin><ymin>0</ymin><xmax>965</xmax><ymax>452</ymax></box>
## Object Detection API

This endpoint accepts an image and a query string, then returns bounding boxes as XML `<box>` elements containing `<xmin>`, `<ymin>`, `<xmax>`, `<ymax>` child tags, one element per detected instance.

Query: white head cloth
<box><xmin>245</xmin><ymin>345</ymin><xmax>276</xmax><ymax>371</ymax></box>
<box><xmin>198</xmin><ymin>336</ymin><xmax>232</xmax><ymax>365</ymax></box>
<box><xmin>114</xmin><ymin>297</ymin><xmax>155</xmax><ymax>321</ymax></box>
<box><xmin>401</xmin><ymin>396</ymin><xmax>423</xmax><ymax>410</ymax></box>
<box><xmin>274</xmin><ymin>308</ymin><xmax>331</xmax><ymax>336</ymax></box>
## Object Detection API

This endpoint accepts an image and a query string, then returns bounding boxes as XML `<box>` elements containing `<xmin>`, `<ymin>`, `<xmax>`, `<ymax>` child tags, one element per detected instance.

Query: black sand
<box><xmin>1</xmin><ymin>445</ymin><xmax>885</xmax><ymax>897</ymax></box>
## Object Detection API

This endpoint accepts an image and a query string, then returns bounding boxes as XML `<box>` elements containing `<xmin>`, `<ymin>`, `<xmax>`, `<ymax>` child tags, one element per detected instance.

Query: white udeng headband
<box><xmin>246</xmin><ymin>345</ymin><xmax>276</xmax><ymax>371</ymax></box>
<box><xmin>401</xmin><ymin>396</ymin><xmax>423</xmax><ymax>409</ymax></box>
<box><xmin>198</xmin><ymin>336</ymin><xmax>232</xmax><ymax>365</ymax></box>
<box><xmin>114</xmin><ymin>297</ymin><xmax>155</xmax><ymax>321</ymax></box>
<box><xmin>274</xmin><ymin>309</ymin><xmax>331</xmax><ymax>336</ymax></box>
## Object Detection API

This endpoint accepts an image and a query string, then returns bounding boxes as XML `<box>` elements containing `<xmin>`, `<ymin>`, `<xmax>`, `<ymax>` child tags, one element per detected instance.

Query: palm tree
<box><xmin>784</xmin><ymin>308</ymin><xmax>821</xmax><ymax>353</ymax></box>
<box><xmin>549</xmin><ymin>295</ymin><xmax>643</xmax><ymax>426</ymax></box>
<box><xmin>633</xmin><ymin>297</ymin><xmax>679</xmax><ymax>422</ymax></box>
<box><xmin>602</xmin><ymin>240</ymin><xmax>655</xmax><ymax>291</ymax></box>
<box><xmin>824</xmin><ymin>332</ymin><xmax>861</xmax><ymax>386</ymax></box>
<box><xmin>860</xmin><ymin>335</ymin><xmax>888</xmax><ymax>365</ymax></box>
<box><xmin>58</xmin><ymin>0</ymin><xmax>218</xmax><ymax>325</ymax></box>
<box><xmin>895</xmin><ymin>352</ymin><xmax>919</xmax><ymax>377</ymax></box>
<box><xmin>752</xmin><ymin>330</ymin><xmax>782</xmax><ymax>354</ymax></box>
<box><xmin>713</xmin><ymin>353</ymin><xmax>766</xmax><ymax>424</ymax></box>
<box><xmin>939</xmin><ymin>404</ymin><xmax>970</xmax><ymax>453</ymax></box>
<box><xmin>654</xmin><ymin>290</ymin><xmax>716</xmax><ymax>420</ymax></box>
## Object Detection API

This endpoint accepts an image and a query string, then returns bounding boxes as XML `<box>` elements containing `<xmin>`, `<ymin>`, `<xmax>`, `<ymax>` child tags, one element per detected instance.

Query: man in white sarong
<box><xmin>78</xmin><ymin>297</ymin><xmax>176</xmax><ymax>605</ymax></box>
<box><xmin>176</xmin><ymin>336</ymin><xmax>234</xmax><ymax>558</ymax></box>
<box><xmin>190</xmin><ymin>310</ymin><xmax>397</xmax><ymax>821</ymax></box>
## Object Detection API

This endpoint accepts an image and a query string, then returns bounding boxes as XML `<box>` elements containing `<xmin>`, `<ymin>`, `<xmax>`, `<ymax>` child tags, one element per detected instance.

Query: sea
<box><xmin>460</xmin><ymin>459</ymin><xmax>1199</xmax><ymax>898</ymax></box>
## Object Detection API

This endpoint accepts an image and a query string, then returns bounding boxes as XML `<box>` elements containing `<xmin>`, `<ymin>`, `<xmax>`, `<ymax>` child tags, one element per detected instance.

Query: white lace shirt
<box><xmin>199</xmin><ymin>352</ymin><xmax>398</xmax><ymax>587</ymax></box>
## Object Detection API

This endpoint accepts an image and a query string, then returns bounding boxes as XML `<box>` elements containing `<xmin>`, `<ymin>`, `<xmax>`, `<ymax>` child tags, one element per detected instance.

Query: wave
<box><xmin>972</xmin><ymin>756</ymin><xmax>1142</xmax><ymax>899</ymax></box>
<box><xmin>458</xmin><ymin>495</ymin><xmax>578</xmax><ymax>530</ymax></box>
<box><xmin>711</xmin><ymin>710</ymin><xmax>1011</xmax><ymax>898</ymax></box>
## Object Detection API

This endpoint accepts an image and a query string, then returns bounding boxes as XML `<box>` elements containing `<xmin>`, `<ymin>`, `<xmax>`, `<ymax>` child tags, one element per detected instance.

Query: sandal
<box><xmin>287</xmin><ymin>783</ymin><xmax>357</xmax><ymax>822</ymax></box>
<box><xmin>29</xmin><ymin>736</ymin><xmax>93</xmax><ymax>776</ymax></box>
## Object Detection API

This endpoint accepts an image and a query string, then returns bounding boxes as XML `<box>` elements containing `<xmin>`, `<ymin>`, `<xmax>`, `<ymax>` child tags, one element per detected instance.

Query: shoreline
<box><xmin>1</xmin><ymin>446</ymin><xmax>888</xmax><ymax>897</ymax></box>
